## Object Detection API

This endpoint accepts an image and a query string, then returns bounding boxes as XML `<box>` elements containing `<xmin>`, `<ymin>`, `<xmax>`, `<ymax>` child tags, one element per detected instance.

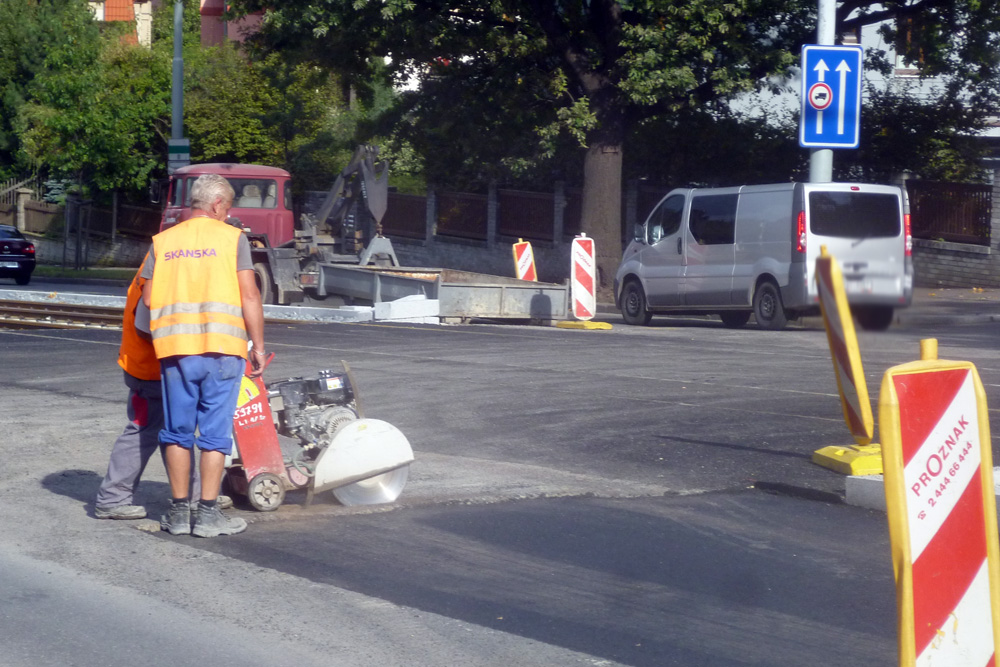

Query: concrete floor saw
<box><xmin>225</xmin><ymin>356</ymin><xmax>414</xmax><ymax>511</ymax></box>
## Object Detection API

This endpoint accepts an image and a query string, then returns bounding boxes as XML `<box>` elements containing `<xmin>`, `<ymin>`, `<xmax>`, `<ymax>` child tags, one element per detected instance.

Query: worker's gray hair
<box><xmin>190</xmin><ymin>174</ymin><xmax>235</xmax><ymax>211</ymax></box>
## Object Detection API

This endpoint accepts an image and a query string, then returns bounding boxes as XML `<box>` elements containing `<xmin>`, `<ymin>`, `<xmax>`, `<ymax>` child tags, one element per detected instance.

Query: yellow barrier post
<box><xmin>812</xmin><ymin>246</ymin><xmax>880</xmax><ymax>475</ymax></box>
<box><xmin>879</xmin><ymin>340</ymin><xmax>1000</xmax><ymax>665</ymax></box>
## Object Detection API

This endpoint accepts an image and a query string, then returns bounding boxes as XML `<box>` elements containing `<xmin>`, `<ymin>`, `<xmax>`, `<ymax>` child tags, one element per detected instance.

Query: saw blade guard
<box><xmin>312</xmin><ymin>418</ymin><xmax>414</xmax><ymax>503</ymax></box>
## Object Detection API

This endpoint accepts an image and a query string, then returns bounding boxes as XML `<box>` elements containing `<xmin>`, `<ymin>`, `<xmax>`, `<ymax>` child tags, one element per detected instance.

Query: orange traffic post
<box><xmin>512</xmin><ymin>238</ymin><xmax>537</xmax><ymax>282</ymax></box>
<box><xmin>570</xmin><ymin>233</ymin><xmax>596</xmax><ymax>321</ymax></box>
<box><xmin>879</xmin><ymin>340</ymin><xmax>1000</xmax><ymax>665</ymax></box>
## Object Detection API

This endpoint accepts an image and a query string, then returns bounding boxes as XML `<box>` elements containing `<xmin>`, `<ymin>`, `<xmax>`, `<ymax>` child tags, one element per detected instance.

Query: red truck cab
<box><xmin>161</xmin><ymin>163</ymin><xmax>295</xmax><ymax>246</ymax></box>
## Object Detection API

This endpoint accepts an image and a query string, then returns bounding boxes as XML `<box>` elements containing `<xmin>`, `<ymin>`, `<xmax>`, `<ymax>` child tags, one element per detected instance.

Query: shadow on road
<box><xmin>42</xmin><ymin>468</ymin><xmax>172</xmax><ymax>518</ymax></box>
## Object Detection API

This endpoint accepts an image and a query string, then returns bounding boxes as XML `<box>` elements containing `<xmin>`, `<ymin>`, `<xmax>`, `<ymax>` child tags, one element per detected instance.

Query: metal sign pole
<box><xmin>809</xmin><ymin>0</ymin><xmax>837</xmax><ymax>183</ymax></box>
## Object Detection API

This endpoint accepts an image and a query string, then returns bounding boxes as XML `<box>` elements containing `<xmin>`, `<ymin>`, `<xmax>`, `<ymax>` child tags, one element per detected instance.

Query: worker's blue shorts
<box><xmin>159</xmin><ymin>354</ymin><xmax>244</xmax><ymax>454</ymax></box>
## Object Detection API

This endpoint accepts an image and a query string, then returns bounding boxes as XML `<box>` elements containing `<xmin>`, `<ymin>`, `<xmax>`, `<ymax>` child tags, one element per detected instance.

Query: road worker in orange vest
<box><xmin>94</xmin><ymin>256</ymin><xmax>232</xmax><ymax>520</ymax></box>
<box><xmin>141</xmin><ymin>173</ymin><xmax>265</xmax><ymax>538</ymax></box>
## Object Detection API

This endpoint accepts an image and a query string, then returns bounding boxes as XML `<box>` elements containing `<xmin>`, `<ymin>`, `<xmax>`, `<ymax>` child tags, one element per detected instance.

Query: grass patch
<box><xmin>34</xmin><ymin>265</ymin><xmax>136</xmax><ymax>282</ymax></box>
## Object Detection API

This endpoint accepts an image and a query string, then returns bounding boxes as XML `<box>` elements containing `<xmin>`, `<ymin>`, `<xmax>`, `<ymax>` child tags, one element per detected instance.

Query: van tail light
<box><xmin>904</xmin><ymin>213</ymin><xmax>912</xmax><ymax>257</ymax></box>
<box><xmin>795</xmin><ymin>210</ymin><xmax>806</xmax><ymax>253</ymax></box>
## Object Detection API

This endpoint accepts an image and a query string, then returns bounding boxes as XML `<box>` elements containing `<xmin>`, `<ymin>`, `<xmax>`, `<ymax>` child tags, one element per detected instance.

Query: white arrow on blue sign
<box><xmin>799</xmin><ymin>45</ymin><xmax>863</xmax><ymax>149</ymax></box>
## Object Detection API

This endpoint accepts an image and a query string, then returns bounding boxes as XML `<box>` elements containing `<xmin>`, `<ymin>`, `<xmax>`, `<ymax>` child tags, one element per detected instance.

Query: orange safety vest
<box><xmin>117</xmin><ymin>264</ymin><xmax>160</xmax><ymax>381</ymax></box>
<box><xmin>149</xmin><ymin>216</ymin><xmax>248</xmax><ymax>359</ymax></box>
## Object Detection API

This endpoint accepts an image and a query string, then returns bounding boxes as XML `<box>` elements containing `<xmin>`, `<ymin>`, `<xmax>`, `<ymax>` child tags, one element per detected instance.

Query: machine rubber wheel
<box><xmin>253</xmin><ymin>261</ymin><xmax>276</xmax><ymax>305</ymax></box>
<box><xmin>332</xmin><ymin>465</ymin><xmax>410</xmax><ymax>506</ymax></box>
<box><xmin>719</xmin><ymin>312</ymin><xmax>751</xmax><ymax>328</ymax></box>
<box><xmin>855</xmin><ymin>305</ymin><xmax>894</xmax><ymax>331</ymax></box>
<box><xmin>14</xmin><ymin>272</ymin><xmax>30</xmax><ymax>286</ymax></box>
<box><xmin>247</xmin><ymin>472</ymin><xmax>285</xmax><ymax>511</ymax></box>
<box><xmin>752</xmin><ymin>280</ymin><xmax>788</xmax><ymax>330</ymax></box>
<box><xmin>620</xmin><ymin>280</ymin><xmax>652</xmax><ymax>326</ymax></box>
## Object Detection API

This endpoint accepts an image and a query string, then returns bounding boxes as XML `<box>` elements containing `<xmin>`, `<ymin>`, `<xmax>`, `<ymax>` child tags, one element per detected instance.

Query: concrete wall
<box><xmin>911</xmin><ymin>168</ymin><xmax>1000</xmax><ymax>288</ymax></box>
<box><xmin>32</xmin><ymin>234</ymin><xmax>149</xmax><ymax>269</ymax></box>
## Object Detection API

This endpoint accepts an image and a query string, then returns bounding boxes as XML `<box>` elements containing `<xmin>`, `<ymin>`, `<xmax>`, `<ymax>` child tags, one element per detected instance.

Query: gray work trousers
<box><xmin>95</xmin><ymin>371</ymin><xmax>200</xmax><ymax>508</ymax></box>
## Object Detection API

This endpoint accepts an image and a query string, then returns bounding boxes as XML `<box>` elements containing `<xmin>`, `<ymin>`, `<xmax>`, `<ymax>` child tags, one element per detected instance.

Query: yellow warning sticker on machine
<box><xmin>236</xmin><ymin>376</ymin><xmax>259</xmax><ymax>408</ymax></box>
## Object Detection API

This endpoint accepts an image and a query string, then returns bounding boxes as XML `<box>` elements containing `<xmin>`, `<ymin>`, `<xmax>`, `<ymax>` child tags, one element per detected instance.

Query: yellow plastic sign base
<box><xmin>812</xmin><ymin>443</ymin><xmax>883</xmax><ymax>476</ymax></box>
<box><xmin>556</xmin><ymin>320</ymin><xmax>612</xmax><ymax>330</ymax></box>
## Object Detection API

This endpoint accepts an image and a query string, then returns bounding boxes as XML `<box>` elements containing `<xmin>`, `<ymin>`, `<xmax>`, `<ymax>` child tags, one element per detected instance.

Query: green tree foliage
<box><xmin>0</xmin><ymin>0</ymin><xmax>101</xmax><ymax>178</ymax></box>
<box><xmin>151</xmin><ymin>0</ymin><xmax>354</xmax><ymax>188</ymax></box>
<box><xmin>17</xmin><ymin>3</ymin><xmax>168</xmax><ymax>192</ymax></box>
<box><xmin>8</xmin><ymin>0</ymin><xmax>356</xmax><ymax>198</ymax></box>
<box><xmin>229</xmin><ymin>0</ymin><xmax>808</xmax><ymax>290</ymax></box>
<box><xmin>228</xmin><ymin>0</ymin><xmax>1000</xmax><ymax>292</ymax></box>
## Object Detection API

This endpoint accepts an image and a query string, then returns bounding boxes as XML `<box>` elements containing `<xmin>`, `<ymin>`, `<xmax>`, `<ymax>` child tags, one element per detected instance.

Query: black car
<box><xmin>0</xmin><ymin>224</ymin><xmax>36</xmax><ymax>285</ymax></box>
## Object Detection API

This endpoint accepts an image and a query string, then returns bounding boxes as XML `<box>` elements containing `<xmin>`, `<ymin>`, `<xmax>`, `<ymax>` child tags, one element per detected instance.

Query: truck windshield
<box><xmin>180</xmin><ymin>177</ymin><xmax>280</xmax><ymax>209</ymax></box>
<box><xmin>809</xmin><ymin>192</ymin><xmax>900</xmax><ymax>238</ymax></box>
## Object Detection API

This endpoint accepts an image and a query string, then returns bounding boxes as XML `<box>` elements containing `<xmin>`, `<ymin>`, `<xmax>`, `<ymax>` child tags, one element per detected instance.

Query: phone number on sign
<box><xmin>915</xmin><ymin>439</ymin><xmax>975</xmax><ymax>520</ymax></box>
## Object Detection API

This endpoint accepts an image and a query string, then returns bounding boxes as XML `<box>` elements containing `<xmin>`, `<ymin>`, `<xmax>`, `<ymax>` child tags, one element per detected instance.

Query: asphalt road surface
<box><xmin>3</xmin><ymin>294</ymin><xmax>1000</xmax><ymax>666</ymax></box>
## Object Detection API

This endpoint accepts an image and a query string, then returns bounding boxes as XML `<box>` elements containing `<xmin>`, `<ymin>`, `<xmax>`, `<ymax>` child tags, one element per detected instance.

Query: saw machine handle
<box><xmin>244</xmin><ymin>351</ymin><xmax>275</xmax><ymax>377</ymax></box>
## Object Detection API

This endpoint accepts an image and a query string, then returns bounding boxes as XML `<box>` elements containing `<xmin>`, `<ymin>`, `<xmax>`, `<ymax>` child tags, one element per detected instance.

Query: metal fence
<box><xmin>435</xmin><ymin>191</ymin><xmax>487</xmax><ymax>241</ymax></box>
<box><xmin>87</xmin><ymin>203</ymin><xmax>162</xmax><ymax>238</ymax></box>
<box><xmin>0</xmin><ymin>174</ymin><xmax>44</xmax><ymax>206</ymax></box>
<box><xmin>498</xmin><ymin>188</ymin><xmax>554</xmax><ymax>241</ymax></box>
<box><xmin>382</xmin><ymin>192</ymin><xmax>427</xmax><ymax>239</ymax></box>
<box><xmin>906</xmin><ymin>180</ymin><xmax>992</xmax><ymax>246</ymax></box>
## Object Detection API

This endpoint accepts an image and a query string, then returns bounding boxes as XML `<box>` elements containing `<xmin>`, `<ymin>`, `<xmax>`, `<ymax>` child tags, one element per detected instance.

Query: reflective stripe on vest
<box><xmin>150</xmin><ymin>218</ymin><xmax>247</xmax><ymax>359</ymax></box>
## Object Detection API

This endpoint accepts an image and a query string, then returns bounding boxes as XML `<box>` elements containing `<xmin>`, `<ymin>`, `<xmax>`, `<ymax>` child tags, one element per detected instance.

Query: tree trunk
<box><xmin>580</xmin><ymin>124</ymin><xmax>623</xmax><ymax>304</ymax></box>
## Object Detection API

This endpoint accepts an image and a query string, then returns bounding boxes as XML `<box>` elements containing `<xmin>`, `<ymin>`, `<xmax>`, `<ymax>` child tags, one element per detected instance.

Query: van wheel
<box><xmin>253</xmin><ymin>262</ymin><xmax>276</xmax><ymax>305</ymax></box>
<box><xmin>753</xmin><ymin>280</ymin><xmax>788</xmax><ymax>330</ymax></box>
<box><xmin>719</xmin><ymin>312</ymin><xmax>751</xmax><ymax>328</ymax></box>
<box><xmin>855</xmin><ymin>306</ymin><xmax>894</xmax><ymax>331</ymax></box>
<box><xmin>621</xmin><ymin>280</ymin><xmax>652</xmax><ymax>326</ymax></box>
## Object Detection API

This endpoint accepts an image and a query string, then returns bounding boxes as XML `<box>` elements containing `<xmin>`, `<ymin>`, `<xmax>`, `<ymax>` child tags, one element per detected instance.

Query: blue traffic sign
<box><xmin>799</xmin><ymin>45</ymin><xmax>863</xmax><ymax>149</ymax></box>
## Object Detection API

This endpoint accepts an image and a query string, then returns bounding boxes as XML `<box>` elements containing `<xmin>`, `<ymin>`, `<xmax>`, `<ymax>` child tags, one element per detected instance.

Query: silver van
<box><xmin>614</xmin><ymin>182</ymin><xmax>913</xmax><ymax>330</ymax></box>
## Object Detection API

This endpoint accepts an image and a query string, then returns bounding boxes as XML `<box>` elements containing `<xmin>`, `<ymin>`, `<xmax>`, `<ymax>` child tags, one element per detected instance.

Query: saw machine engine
<box><xmin>226</xmin><ymin>361</ymin><xmax>413</xmax><ymax>511</ymax></box>
<box><xmin>271</xmin><ymin>370</ymin><xmax>359</xmax><ymax>469</ymax></box>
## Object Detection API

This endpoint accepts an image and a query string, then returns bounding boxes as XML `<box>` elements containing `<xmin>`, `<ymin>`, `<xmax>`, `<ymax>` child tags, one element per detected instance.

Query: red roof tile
<box><xmin>104</xmin><ymin>0</ymin><xmax>135</xmax><ymax>22</ymax></box>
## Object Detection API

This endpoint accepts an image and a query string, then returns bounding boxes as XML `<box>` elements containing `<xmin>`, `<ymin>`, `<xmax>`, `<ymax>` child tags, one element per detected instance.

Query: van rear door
<box><xmin>803</xmin><ymin>184</ymin><xmax>907</xmax><ymax>304</ymax></box>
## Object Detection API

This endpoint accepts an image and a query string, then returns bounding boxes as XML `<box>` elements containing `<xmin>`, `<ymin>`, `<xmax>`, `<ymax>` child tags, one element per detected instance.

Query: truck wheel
<box><xmin>753</xmin><ymin>280</ymin><xmax>788</xmax><ymax>330</ymax></box>
<box><xmin>253</xmin><ymin>262</ymin><xmax>276</xmax><ymax>305</ymax></box>
<box><xmin>621</xmin><ymin>280</ymin><xmax>652</xmax><ymax>326</ymax></box>
<box><xmin>719</xmin><ymin>312</ymin><xmax>751</xmax><ymax>328</ymax></box>
<box><xmin>855</xmin><ymin>305</ymin><xmax>894</xmax><ymax>331</ymax></box>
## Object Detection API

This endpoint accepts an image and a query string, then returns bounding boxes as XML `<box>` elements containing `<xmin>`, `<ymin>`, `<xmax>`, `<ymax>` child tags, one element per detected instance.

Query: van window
<box><xmin>809</xmin><ymin>192</ymin><xmax>900</xmax><ymax>238</ymax></box>
<box><xmin>648</xmin><ymin>195</ymin><xmax>685</xmax><ymax>243</ymax></box>
<box><xmin>689</xmin><ymin>194</ymin><xmax>737</xmax><ymax>245</ymax></box>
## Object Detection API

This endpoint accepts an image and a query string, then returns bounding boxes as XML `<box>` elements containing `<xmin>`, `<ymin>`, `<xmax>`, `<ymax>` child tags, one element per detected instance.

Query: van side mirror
<box><xmin>633</xmin><ymin>223</ymin><xmax>646</xmax><ymax>244</ymax></box>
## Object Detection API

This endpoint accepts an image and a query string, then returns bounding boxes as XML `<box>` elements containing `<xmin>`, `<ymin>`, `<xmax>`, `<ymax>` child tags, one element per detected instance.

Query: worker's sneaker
<box><xmin>95</xmin><ymin>504</ymin><xmax>146</xmax><ymax>520</ymax></box>
<box><xmin>218</xmin><ymin>495</ymin><xmax>234</xmax><ymax>510</ymax></box>
<box><xmin>160</xmin><ymin>501</ymin><xmax>192</xmax><ymax>535</ymax></box>
<box><xmin>192</xmin><ymin>504</ymin><xmax>246</xmax><ymax>538</ymax></box>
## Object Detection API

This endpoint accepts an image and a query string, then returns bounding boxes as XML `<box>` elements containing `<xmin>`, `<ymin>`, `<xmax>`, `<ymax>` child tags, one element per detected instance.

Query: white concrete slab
<box><xmin>373</xmin><ymin>294</ymin><xmax>440</xmax><ymax>321</ymax></box>
<box><xmin>846</xmin><ymin>467</ymin><xmax>1000</xmax><ymax>512</ymax></box>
